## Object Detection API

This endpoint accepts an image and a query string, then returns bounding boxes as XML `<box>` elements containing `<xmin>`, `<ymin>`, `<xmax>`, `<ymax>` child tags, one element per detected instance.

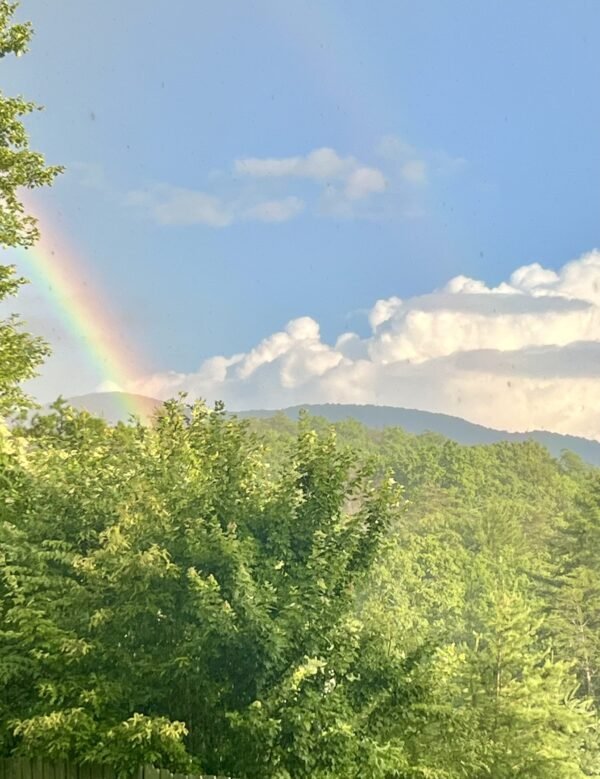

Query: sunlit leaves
<box><xmin>1</xmin><ymin>400</ymin><xmax>403</xmax><ymax>777</ymax></box>
<box><xmin>0</xmin><ymin>2</ymin><xmax>62</xmax><ymax>414</ymax></box>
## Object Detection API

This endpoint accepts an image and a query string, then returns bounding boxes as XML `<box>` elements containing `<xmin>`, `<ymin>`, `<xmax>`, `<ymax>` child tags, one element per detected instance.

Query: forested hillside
<box><xmin>56</xmin><ymin>395</ymin><xmax>600</xmax><ymax>466</ymax></box>
<box><xmin>2</xmin><ymin>400</ymin><xmax>600</xmax><ymax>777</ymax></box>
<box><xmin>242</xmin><ymin>404</ymin><xmax>600</xmax><ymax>466</ymax></box>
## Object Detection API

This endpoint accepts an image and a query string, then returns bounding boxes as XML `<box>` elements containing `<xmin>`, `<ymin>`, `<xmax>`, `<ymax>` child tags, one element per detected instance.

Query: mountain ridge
<box><xmin>53</xmin><ymin>392</ymin><xmax>600</xmax><ymax>466</ymax></box>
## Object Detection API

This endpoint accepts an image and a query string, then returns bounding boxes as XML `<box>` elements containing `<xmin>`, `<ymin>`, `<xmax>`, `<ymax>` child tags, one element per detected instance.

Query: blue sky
<box><xmin>4</xmin><ymin>1</ymin><xmax>600</xmax><ymax>437</ymax></box>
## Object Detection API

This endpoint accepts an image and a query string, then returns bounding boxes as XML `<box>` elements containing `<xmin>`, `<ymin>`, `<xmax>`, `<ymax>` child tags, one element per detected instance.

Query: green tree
<box><xmin>361</xmin><ymin>485</ymin><xmax>598</xmax><ymax>777</ymax></box>
<box><xmin>256</xmin><ymin>414</ymin><xmax>600</xmax><ymax>776</ymax></box>
<box><xmin>0</xmin><ymin>0</ymin><xmax>62</xmax><ymax>415</ymax></box>
<box><xmin>550</xmin><ymin>473</ymin><xmax>600</xmax><ymax>708</ymax></box>
<box><xmin>1</xmin><ymin>402</ymin><xmax>404</xmax><ymax>778</ymax></box>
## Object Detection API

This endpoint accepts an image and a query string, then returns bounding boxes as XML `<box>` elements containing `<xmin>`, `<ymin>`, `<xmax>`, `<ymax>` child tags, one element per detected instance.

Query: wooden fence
<box><xmin>0</xmin><ymin>759</ymin><xmax>236</xmax><ymax>779</ymax></box>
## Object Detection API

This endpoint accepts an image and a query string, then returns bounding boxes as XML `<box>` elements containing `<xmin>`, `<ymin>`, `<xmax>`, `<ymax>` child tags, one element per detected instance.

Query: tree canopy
<box><xmin>0</xmin><ymin>0</ymin><xmax>61</xmax><ymax>414</ymax></box>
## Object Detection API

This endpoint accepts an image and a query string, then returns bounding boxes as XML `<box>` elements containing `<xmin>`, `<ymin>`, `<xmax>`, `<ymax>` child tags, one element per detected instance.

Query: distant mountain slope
<box><xmin>54</xmin><ymin>393</ymin><xmax>600</xmax><ymax>466</ymax></box>
<box><xmin>240</xmin><ymin>404</ymin><xmax>600</xmax><ymax>466</ymax></box>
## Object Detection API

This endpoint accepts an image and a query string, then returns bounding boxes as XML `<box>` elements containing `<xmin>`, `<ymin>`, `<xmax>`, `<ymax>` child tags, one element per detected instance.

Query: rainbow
<box><xmin>10</xmin><ymin>198</ymin><xmax>149</xmax><ymax>420</ymax></box>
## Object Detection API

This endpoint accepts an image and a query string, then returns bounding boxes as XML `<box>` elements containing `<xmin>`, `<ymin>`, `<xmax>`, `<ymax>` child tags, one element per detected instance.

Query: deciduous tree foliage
<box><xmin>2</xmin><ymin>402</ymin><xmax>403</xmax><ymax>777</ymax></box>
<box><xmin>4</xmin><ymin>403</ymin><xmax>600</xmax><ymax>779</ymax></box>
<box><xmin>0</xmin><ymin>1</ymin><xmax>61</xmax><ymax>414</ymax></box>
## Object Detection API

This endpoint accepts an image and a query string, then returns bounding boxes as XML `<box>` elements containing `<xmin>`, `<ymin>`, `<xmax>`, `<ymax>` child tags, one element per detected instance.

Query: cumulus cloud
<box><xmin>235</xmin><ymin>146</ymin><xmax>390</xmax><ymax>217</ymax></box>
<box><xmin>235</xmin><ymin>147</ymin><xmax>387</xmax><ymax>202</ymax></box>
<box><xmin>131</xmin><ymin>251</ymin><xmax>600</xmax><ymax>441</ymax></box>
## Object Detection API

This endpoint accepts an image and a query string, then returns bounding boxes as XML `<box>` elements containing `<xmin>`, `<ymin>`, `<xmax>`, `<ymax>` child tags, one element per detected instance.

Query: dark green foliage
<box><xmin>4</xmin><ymin>404</ymin><xmax>600</xmax><ymax>777</ymax></box>
<box><xmin>256</xmin><ymin>414</ymin><xmax>600</xmax><ymax>777</ymax></box>
<box><xmin>0</xmin><ymin>0</ymin><xmax>62</xmax><ymax>414</ymax></box>
<box><xmin>0</xmin><ymin>265</ymin><xmax>50</xmax><ymax>415</ymax></box>
<box><xmin>1</xmin><ymin>403</ymin><xmax>404</xmax><ymax>777</ymax></box>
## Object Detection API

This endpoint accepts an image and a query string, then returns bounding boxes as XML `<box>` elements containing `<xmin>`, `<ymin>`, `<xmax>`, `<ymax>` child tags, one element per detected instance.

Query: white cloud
<box><xmin>154</xmin><ymin>193</ymin><xmax>232</xmax><ymax>228</ymax></box>
<box><xmin>369</xmin><ymin>296</ymin><xmax>403</xmax><ymax>329</ymax></box>
<box><xmin>510</xmin><ymin>254</ymin><xmax>600</xmax><ymax>305</ymax></box>
<box><xmin>131</xmin><ymin>250</ymin><xmax>600</xmax><ymax>441</ymax></box>
<box><xmin>127</xmin><ymin>186</ymin><xmax>233</xmax><ymax>227</ymax></box>
<box><xmin>235</xmin><ymin>147</ymin><xmax>357</xmax><ymax>180</ymax></box>
<box><xmin>400</xmin><ymin>160</ymin><xmax>427</xmax><ymax>185</ymax></box>
<box><xmin>377</xmin><ymin>134</ymin><xmax>464</xmax><ymax>182</ymax></box>
<box><xmin>236</xmin><ymin>146</ymin><xmax>388</xmax><ymax>209</ymax></box>
<box><xmin>377</xmin><ymin>136</ymin><xmax>429</xmax><ymax>186</ymax></box>
<box><xmin>243</xmin><ymin>196</ymin><xmax>305</xmax><ymax>223</ymax></box>
<box><xmin>124</xmin><ymin>136</ymin><xmax>462</xmax><ymax>227</ymax></box>
<box><xmin>127</xmin><ymin>186</ymin><xmax>304</xmax><ymax>227</ymax></box>
<box><xmin>344</xmin><ymin>167</ymin><xmax>387</xmax><ymax>200</ymax></box>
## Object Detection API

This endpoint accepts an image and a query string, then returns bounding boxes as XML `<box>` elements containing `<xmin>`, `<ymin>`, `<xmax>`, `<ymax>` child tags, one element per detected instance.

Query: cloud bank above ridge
<box><xmin>132</xmin><ymin>251</ymin><xmax>600</xmax><ymax>441</ymax></box>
